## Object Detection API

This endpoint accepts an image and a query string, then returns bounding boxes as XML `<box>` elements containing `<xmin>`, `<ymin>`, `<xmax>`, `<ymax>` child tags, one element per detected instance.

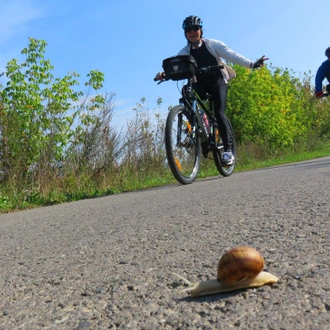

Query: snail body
<box><xmin>174</xmin><ymin>246</ymin><xmax>278</xmax><ymax>297</ymax></box>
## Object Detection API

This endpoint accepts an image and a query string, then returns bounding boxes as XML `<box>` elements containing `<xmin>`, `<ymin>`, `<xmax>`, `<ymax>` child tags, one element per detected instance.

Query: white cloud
<box><xmin>0</xmin><ymin>1</ymin><xmax>44</xmax><ymax>44</ymax></box>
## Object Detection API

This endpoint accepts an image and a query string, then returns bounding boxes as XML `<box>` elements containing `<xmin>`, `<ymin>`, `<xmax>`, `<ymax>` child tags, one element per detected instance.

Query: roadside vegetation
<box><xmin>0</xmin><ymin>38</ymin><xmax>329</xmax><ymax>213</ymax></box>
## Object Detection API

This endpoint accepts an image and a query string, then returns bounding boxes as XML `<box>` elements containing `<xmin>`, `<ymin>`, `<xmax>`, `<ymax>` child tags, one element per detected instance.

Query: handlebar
<box><xmin>154</xmin><ymin>64</ymin><xmax>224</xmax><ymax>83</ymax></box>
<box><xmin>197</xmin><ymin>64</ymin><xmax>224</xmax><ymax>74</ymax></box>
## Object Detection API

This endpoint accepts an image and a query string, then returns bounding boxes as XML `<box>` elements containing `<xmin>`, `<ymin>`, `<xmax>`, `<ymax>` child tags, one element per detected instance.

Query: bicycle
<box><xmin>154</xmin><ymin>55</ymin><xmax>236</xmax><ymax>185</ymax></box>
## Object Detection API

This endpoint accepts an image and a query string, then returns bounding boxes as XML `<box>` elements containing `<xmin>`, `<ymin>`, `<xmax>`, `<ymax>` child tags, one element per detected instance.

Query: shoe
<box><xmin>221</xmin><ymin>151</ymin><xmax>235</xmax><ymax>165</ymax></box>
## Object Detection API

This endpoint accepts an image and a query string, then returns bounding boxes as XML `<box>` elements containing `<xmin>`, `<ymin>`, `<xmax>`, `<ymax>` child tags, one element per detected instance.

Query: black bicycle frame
<box><xmin>181</xmin><ymin>81</ymin><xmax>217</xmax><ymax>144</ymax></box>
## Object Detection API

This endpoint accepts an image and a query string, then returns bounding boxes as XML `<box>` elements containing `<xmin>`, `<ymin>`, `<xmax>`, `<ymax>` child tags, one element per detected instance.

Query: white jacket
<box><xmin>178</xmin><ymin>38</ymin><xmax>254</xmax><ymax>81</ymax></box>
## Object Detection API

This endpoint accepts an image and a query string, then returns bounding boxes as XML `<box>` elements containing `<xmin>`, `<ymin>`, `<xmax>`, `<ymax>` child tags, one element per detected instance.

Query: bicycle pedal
<box><xmin>221</xmin><ymin>162</ymin><xmax>233</xmax><ymax>167</ymax></box>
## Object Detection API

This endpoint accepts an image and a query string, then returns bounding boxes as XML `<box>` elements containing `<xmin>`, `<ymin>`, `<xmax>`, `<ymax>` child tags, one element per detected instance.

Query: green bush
<box><xmin>226</xmin><ymin>64</ymin><xmax>321</xmax><ymax>151</ymax></box>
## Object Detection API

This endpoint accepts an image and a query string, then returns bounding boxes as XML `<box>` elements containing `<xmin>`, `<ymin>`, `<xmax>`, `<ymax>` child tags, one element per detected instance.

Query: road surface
<box><xmin>1</xmin><ymin>157</ymin><xmax>330</xmax><ymax>329</ymax></box>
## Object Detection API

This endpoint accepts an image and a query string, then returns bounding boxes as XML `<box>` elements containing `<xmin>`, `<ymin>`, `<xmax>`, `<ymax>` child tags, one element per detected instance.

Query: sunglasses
<box><xmin>185</xmin><ymin>26</ymin><xmax>200</xmax><ymax>33</ymax></box>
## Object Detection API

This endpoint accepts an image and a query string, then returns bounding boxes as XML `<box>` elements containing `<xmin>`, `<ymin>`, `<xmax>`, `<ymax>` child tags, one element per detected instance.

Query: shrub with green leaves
<box><xmin>226</xmin><ymin>64</ymin><xmax>318</xmax><ymax>151</ymax></box>
<box><xmin>0</xmin><ymin>38</ymin><xmax>106</xmax><ymax>183</ymax></box>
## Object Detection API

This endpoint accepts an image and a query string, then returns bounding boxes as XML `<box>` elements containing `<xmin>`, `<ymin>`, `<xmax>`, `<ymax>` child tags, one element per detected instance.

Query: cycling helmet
<box><xmin>182</xmin><ymin>15</ymin><xmax>203</xmax><ymax>30</ymax></box>
<box><xmin>325</xmin><ymin>47</ymin><xmax>330</xmax><ymax>57</ymax></box>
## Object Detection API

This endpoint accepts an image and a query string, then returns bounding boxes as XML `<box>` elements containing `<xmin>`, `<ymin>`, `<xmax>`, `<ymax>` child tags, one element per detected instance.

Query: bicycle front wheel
<box><xmin>213</xmin><ymin>115</ymin><xmax>236</xmax><ymax>177</ymax></box>
<box><xmin>165</xmin><ymin>105</ymin><xmax>201</xmax><ymax>184</ymax></box>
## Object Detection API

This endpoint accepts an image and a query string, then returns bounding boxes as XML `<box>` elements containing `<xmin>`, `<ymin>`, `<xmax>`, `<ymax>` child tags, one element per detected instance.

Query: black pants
<box><xmin>191</xmin><ymin>82</ymin><xmax>231</xmax><ymax>151</ymax></box>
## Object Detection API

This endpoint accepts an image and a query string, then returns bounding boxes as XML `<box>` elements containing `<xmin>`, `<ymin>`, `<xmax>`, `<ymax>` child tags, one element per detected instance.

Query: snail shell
<box><xmin>174</xmin><ymin>246</ymin><xmax>278</xmax><ymax>297</ymax></box>
<box><xmin>217</xmin><ymin>246</ymin><xmax>264</xmax><ymax>284</ymax></box>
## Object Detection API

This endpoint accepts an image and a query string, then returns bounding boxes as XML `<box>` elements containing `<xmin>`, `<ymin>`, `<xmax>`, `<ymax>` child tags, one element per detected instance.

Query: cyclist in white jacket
<box><xmin>172</xmin><ymin>15</ymin><xmax>268</xmax><ymax>165</ymax></box>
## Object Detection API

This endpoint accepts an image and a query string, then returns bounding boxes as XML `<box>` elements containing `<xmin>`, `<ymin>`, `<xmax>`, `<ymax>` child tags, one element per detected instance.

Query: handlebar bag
<box><xmin>162</xmin><ymin>55</ymin><xmax>197</xmax><ymax>81</ymax></box>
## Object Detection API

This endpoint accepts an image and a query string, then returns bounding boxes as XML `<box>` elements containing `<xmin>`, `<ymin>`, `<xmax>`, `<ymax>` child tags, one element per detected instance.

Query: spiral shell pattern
<box><xmin>217</xmin><ymin>246</ymin><xmax>265</xmax><ymax>284</ymax></box>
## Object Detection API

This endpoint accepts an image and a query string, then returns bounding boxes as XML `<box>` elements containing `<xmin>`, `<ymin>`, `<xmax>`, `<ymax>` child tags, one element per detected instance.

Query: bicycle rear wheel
<box><xmin>213</xmin><ymin>115</ymin><xmax>236</xmax><ymax>177</ymax></box>
<box><xmin>165</xmin><ymin>105</ymin><xmax>201</xmax><ymax>184</ymax></box>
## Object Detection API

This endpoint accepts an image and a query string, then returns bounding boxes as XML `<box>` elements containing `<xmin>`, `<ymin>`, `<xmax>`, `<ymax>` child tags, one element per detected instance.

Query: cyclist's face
<box><xmin>185</xmin><ymin>27</ymin><xmax>201</xmax><ymax>43</ymax></box>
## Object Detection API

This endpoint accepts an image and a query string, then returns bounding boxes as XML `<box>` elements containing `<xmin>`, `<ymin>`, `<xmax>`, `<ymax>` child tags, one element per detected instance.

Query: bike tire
<box><xmin>165</xmin><ymin>105</ymin><xmax>201</xmax><ymax>184</ymax></box>
<box><xmin>213</xmin><ymin>115</ymin><xmax>236</xmax><ymax>177</ymax></box>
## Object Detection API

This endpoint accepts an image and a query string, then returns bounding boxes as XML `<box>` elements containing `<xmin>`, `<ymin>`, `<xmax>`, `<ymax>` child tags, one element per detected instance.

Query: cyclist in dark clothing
<box><xmin>315</xmin><ymin>47</ymin><xmax>330</xmax><ymax>98</ymax></box>
<box><xmin>156</xmin><ymin>15</ymin><xmax>268</xmax><ymax>165</ymax></box>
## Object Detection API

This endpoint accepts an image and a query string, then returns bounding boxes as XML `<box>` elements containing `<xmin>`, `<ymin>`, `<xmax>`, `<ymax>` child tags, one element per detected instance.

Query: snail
<box><xmin>174</xmin><ymin>246</ymin><xmax>278</xmax><ymax>297</ymax></box>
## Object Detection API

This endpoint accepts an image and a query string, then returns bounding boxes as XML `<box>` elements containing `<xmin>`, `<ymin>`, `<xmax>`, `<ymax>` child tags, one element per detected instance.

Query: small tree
<box><xmin>0</xmin><ymin>38</ymin><xmax>105</xmax><ymax>184</ymax></box>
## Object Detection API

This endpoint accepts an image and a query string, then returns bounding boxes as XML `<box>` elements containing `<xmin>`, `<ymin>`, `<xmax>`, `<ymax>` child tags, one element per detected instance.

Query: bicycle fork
<box><xmin>176</xmin><ymin>111</ymin><xmax>194</xmax><ymax>149</ymax></box>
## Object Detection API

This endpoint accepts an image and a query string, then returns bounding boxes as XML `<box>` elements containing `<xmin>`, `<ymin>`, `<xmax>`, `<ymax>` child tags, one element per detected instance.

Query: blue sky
<box><xmin>1</xmin><ymin>0</ymin><xmax>330</xmax><ymax>128</ymax></box>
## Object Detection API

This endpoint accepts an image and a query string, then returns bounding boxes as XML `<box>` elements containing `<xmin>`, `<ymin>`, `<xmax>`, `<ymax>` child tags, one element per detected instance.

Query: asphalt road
<box><xmin>1</xmin><ymin>157</ymin><xmax>330</xmax><ymax>329</ymax></box>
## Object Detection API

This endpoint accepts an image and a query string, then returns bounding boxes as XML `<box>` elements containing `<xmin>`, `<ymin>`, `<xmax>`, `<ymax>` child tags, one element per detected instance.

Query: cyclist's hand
<box><xmin>252</xmin><ymin>55</ymin><xmax>269</xmax><ymax>68</ymax></box>
<box><xmin>315</xmin><ymin>91</ymin><xmax>324</xmax><ymax>98</ymax></box>
<box><xmin>154</xmin><ymin>72</ymin><xmax>166</xmax><ymax>81</ymax></box>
